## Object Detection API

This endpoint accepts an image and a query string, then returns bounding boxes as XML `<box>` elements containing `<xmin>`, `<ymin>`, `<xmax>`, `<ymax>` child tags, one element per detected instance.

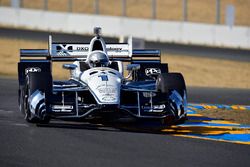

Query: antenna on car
<box><xmin>94</xmin><ymin>27</ymin><xmax>102</xmax><ymax>38</ymax></box>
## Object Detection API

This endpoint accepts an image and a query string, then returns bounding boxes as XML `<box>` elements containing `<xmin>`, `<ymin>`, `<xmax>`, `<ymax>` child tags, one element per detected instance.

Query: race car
<box><xmin>18</xmin><ymin>27</ymin><xmax>187</xmax><ymax>125</ymax></box>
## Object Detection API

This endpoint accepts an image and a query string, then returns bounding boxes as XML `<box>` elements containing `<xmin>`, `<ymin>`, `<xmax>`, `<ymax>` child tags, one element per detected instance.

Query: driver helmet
<box><xmin>87</xmin><ymin>51</ymin><xmax>109</xmax><ymax>68</ymax></box>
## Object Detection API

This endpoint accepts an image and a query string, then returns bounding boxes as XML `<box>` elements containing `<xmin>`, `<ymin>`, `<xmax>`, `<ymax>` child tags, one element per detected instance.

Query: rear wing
<box><xmin>20</xmin><ymin>35</ymin><xmax>161</xmax><ymax>63</ymax></box>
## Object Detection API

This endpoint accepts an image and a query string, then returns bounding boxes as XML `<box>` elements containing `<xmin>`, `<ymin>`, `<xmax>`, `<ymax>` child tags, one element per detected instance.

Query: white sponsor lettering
<box><xmin>25</xmin><ymin>67</ymin><xmax>41</xmax><ymax>74</ymax></box>
<box><xmin>52</xmin><ymin>105</ymin><xmax>73</xmax><ymax>112</ymax></box>
<box><xmin>145</xmin><ymin>68</ymin><xmax>161</xmax><ymax>76</ymax></box>
<box><xmin>76</xmin><ymin>47</ymin><xmax>89</xmax><ymax>51</ymax></box>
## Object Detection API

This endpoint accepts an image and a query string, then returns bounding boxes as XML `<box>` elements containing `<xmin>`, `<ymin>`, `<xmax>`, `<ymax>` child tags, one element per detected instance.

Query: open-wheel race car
<box><xmin>18</xmin><ymin>27</ymin><xmax>187</xmax><ymax>125</ymax></box>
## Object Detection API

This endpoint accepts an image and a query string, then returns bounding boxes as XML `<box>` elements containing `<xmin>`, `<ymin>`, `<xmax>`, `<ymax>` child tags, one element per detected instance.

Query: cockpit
<box><xmin>87</xmin><ymin>51</ymin><xmax>109</xmax><ymax>68</ymax></box>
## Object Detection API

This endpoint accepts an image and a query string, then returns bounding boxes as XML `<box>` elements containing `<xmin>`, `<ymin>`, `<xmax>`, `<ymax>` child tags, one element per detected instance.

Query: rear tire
<box><xmin>23</xmin><ymin>76</ymin><xmax>39</xmax><ymax>123</ymax></box>
<box><xmin>18</xmin><ymin>86</ymin><xmax>25</xmax><ymax>115</ymax></box>
<box><xmin>22</xmin><ymin>73</ymin><xmax>52</xmax><ymax>124</ymax></box>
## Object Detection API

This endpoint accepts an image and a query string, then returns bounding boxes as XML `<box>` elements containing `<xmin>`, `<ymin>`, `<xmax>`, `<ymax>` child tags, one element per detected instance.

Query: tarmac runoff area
<box><xmin>170</xmin><ymin>104</ymin><xmax>250</xmax><ymax>145</ymax></box>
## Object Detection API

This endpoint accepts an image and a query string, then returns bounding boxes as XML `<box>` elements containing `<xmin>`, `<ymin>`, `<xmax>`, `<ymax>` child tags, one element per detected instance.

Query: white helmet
<box><xmin>87</xmin><ymin>51</ymin><xmax>109</xmax><ymax>68</ymax></box>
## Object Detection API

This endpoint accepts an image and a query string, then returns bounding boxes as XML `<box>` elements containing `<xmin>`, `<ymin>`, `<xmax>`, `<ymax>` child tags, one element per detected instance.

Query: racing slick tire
<box><xmin>22</xmin><ymin>73</ymin><xmax>52</xmax><ymax>124</ymax></box>
<box><xmin>156</xmin><ymin>73</ymin><xmax>186</xmax><ymax>96</ymax></box>
<box><xmin>18</xmin><ymin>86</ymin><xmax>25</xmax><ymax>115</ymax></box>
<box><xmin>176</xmin><ymin>113</ymin><xmax>187</xmax><ymax>125</ymax></box>
<box><xmin>157</xmin><ymin>73</ymin><xmax>187</xmax><ymax>124</ymax></box>
<box><xmin>23</xmin><ymin>75</ymin><xmax>39</xmax><ymax>123</ymax></box>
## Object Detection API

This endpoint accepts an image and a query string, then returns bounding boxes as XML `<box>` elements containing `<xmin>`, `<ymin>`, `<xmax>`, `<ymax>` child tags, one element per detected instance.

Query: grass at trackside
<box><xmin>162</xmin><ymin>55</ymin><xmax>250</xmax><ymax>89</ymax></box>
<box><xmin>0</xmin><ymin>0</ymin><xmax>250</xmax><ymax>26</ymax></box>
<box><xmin>196</xmin><ymin>109</ymin><xmax>250</xmax><ymax>125</ymax></box>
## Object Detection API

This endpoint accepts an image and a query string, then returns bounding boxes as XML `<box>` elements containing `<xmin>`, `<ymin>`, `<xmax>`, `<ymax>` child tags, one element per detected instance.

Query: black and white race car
<box><xmin>18</xmin><ymin>27</ymin><xmax>187</xmax><ymax>125</ymax></box>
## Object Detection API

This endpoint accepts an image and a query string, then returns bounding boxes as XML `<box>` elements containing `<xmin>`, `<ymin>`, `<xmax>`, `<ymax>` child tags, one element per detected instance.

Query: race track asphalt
<box><xmin>0</xmin><ymin>77</ymin><xmax>249</xmax><ymax>167</ymax></box>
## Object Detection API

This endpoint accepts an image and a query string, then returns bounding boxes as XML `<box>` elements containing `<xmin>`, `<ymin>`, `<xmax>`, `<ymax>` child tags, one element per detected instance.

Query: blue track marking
<box><xmin>189</xmin><ymin>134</ymin><xmax>250</xmax><ymax>143</ymax></box>
<box><xmin>116</xmin><ymin>104</ymin><xmax>250</xmax><ymax>145</ymax></box>
<box><xmin>189</xmin><ymin>103</ymin><xmax>250</xmax><ymax>110</ymax></box>
<box><xmin>187</xmin><ymin>108</ymin><xmax>197</xmax><ymax>114</ymax></box>
<box><xmin>168</xmin><ymin>105</ymin><xmax>250</xmax><ymax>145</ymax></box>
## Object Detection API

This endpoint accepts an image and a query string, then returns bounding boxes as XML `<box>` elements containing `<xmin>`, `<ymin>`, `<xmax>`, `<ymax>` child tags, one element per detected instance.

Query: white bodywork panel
<box><xmin>51</xmin><ymin>43</ymin><xmax>131</xmax><ymax>57</ymax></box>
<box><xmin>80</xmin><ymin>67</ymin><xmax>122</xmax><ymax>105</ymax></box>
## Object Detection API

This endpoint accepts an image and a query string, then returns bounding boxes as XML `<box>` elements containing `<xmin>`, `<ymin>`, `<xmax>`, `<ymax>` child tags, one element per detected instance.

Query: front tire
<box><xmin>156</xmin><ymin>73</ymin><xmax>186</xmax><ymax>96</ymax></box>
<box><xmin>157</xmin><ymin>73</ymin><xmax>187</xmax><ymax>124</ymax></box>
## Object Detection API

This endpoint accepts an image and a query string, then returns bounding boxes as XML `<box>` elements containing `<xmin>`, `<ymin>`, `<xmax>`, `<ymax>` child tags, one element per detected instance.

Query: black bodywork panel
<box><xmin>133</xmin><ymin>63</ymin><xmax>168</xmax><ymax>81</ymax></box>
<box><xmin>18</xmin><ymin>60</ymin><xmax>51</xmax><ymax>86</ymax></box>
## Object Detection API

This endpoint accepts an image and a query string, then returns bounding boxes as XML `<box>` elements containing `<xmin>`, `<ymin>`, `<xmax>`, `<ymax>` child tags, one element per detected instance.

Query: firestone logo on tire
<box><xmin>145</xmin><ymin>68</ymin><xmax>161</xmax><ymax>76</ymax></box>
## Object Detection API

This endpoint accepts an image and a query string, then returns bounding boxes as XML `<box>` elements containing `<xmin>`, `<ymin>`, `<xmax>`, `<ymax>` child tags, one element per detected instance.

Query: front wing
<box><xmin>37</xmin><ymin>81</ymin><xmax>186</xmax><ymax>120</ymax></box>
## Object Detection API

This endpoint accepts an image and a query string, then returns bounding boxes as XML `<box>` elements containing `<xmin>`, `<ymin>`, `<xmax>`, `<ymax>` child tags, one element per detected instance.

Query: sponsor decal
<box><xmin>25</xmin><ymin>67</ymin><xmax>41</xmax><ymax>74</ymax></box>
<box><xmin>102</xmin><ymin>96</ymin><xmax>116</xmax><ymax>102</ymax></box>
<box><xmin>76</xmin><ymin>46</ymin><xmax>89</xmax><ymax>51</ymax></box>
<box><xmin>56</xmin><ymin>44</ymin><xmax>73</xmax><ymax>56</ymax></box>
<box><xmin>98</xmin><ymin>87</ymin><xmax>116</xmax><ymax>94</ymax></box>
<box><xmin>98</xmin><ymin>75</ymin><xmax>108</xmax><ymax>81</ymax></box>
<box><xmin>143</xmin><ymin>92</ymin><xmax>157</xmax><ymax>98</ymax></box>
<box><xmin>52</xmin><ymin>105</ymin><xmax>73</xmax><ymax>112</ymax></box>
<box><xmin>142</xmin><ymin>105</ymin><xmax>165</xmax><ymax>112</ymax></box>
<box><xmin>145</xmin><ymin>68</ymin><xmax>161</xmax><ymax>76</ymax></box>
<box><xmin>106</xmin><ymin>47</ymin><xmax>123</xmax><ymax>52</ymax></box>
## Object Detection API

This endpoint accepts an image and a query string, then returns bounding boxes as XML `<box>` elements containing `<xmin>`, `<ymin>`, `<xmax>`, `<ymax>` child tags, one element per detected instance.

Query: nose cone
<box><xmin>89</xmin><ymin>73</ymin><xmax>121</xmax><ymax>104</ymax></box>
<box><xmin>80</xmin><ymin>69</ymin><xmax>122</xmax><ymax>105</ymax></box>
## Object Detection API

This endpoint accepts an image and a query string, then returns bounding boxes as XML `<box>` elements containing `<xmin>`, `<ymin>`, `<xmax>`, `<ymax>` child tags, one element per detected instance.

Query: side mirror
<box><xmin>63</xmin><ymin>64</ymin><xmax>77</xmax><ymax>70</ymax></box>
<box><xmin>127</xmin><ymin>64</ymin><xmax>140</xmax><ymax>71</ymax></box>
<box><xmin>125</xmin><ymin>64</ymin><xmax>140</xmax><ymax>80</ymax></box>
<box><xmin>63</xmin><ymin>64</ymin><xmax>78</xmax><ymax>79</ymax></box>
